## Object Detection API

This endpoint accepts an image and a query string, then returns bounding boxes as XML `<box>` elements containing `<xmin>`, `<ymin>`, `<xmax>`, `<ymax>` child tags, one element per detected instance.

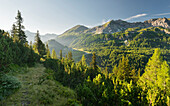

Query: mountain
<box><xmin>55</xmin><ymin>17</ymin><xmax>170</xmax><ymax>47</ymax></box>
<box><xmin>56</xmin><ymin>25</ymin><xmax>88</xmax><ymax>46</ymax></box>
<box><xmin>70</xmin><ymin>26</ymin><xmax>170</xmax><ymax>70</ymax></box>
<box><xmin>86</xmin><ymin>19</ymin><xmax>151</xmax><ymax>34</ymax></box>
<box><xmin>48</xmin><ymin>17</ymin><xmax>170</xmax><ymax>70</ymax></box>
<box><xmin>47</xmin><ymin>39</ymin><xmax>87</xmax><ymax>62</ymax></box>
<box><xmin>59</xmin><ymin>25</ymin><xmax>89</xmax><ymax>37</ymax></box>
<box><xmin>144</xmin><ymin>17</ymin><xmax>170</xmax><ymax>28</ymax></box>
<box><xmin>25</xmin><ymin>30</ymin><xmax>58</xmax><ymax>43</ymax></box>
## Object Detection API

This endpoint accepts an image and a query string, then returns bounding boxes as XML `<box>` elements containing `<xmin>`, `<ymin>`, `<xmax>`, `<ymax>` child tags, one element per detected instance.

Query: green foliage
<box><xmin>0</xmin><ymin>30</ymin><xmax>39</xmax><ymax>74</ymax></box>
<box><xmin>11</xmin><ymin>10</ymin><xmax>27</xmax><ymax>43</ymax></box>
<box><xmin>138</xmin><ymin>48</ymin><xmax>170</xmax><ymax>106</ymax></box>
<box><xmin>43</xmin><ymin>59</ymin><xmax>59</xmax><ymax>71</ymax></box>
<box><xmin>46</xmin><ymin>43</ymin><xmax>51</xmax><ymax>59</ymax></box>
<box><xmin>0</xmin><ymin>74</ymin><xmax>21</xmax><ymax>100</ymax></box>
<box><xmin>66</xmin><ymin>99</ymin><xmax>82</xmax><ymax>106</ymax></box>
<box><xmin>90</xmin><ymin>52</ymin><xmax>98</xmax><ymax>70</ymax></box>
<box><xmin>68</xmin><ymin>51</ymin><xmax>73</xmax><ymax>61</ymax></box>
<box><xmin>1</xmin><ymin>64</ymin><xmax>79</xmax><ymax>105</ymax></box>
<box><xmin>33</xmin><ymin>30</ymin><xmax>46</xmax><ymax>57</ymax></box>
<box><xmin>0</xmin><ymin>29</ymin><xmax>39</xmax><ymax>101</ymax></box>
<box><xmin>44</xmin><ymin>47</ymin><xmax>169</xmax><ymax>105</ymax></box>
<box><xmin>51</xmin><ymin>49</ymin><xmax>57</xmax><ymax>59</ymax></box>
<box><xmin>60</xmin><ymin>49</ymin><xmax>62</xmax><ymax>60</ymax></box>
<box><xmin>57</xmin><ymin>27</ymin><xmax>170</xmax><ymax>71</ymax></box>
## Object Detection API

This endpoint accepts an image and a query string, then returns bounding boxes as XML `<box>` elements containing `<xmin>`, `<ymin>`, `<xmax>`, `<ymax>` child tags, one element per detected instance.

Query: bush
<box><xmin>0</xmin><ymin>75</ymin><xmax>21</xmax><ymax>100</ymax></box>
<box><xmin>43</xmin><ymin>59</ymin><xmax>59</xmax><ymax>70</ymax></box>
<box><xmin>66</xmin><ymin>99</ymin><xmax>82</xmax><ymax>106</ymax></box>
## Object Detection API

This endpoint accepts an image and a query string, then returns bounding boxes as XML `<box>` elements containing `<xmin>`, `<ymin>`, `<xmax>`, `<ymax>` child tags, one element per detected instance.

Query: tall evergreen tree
<box><xmin>14</xmin><ymin>10</ymin><xmax>27</xmax><ymax>43</ymax></box>
<box><xmin>46</xmin><ymin>43</ymin><xmax>51</xmax><ymax>59</ymax></box>
<box><xmin>138</xmin><ymin>48</ymin><xmax>170</xmax><ymax>106</ymax></box>
<box><xmin>81</xmin><ymin>54</ymin><xmax>86</xmax><ymax>66</ymax></box>
<box><xmin>33</xmin><ymin>30</ymin><xmax>46</xmax><ymax>57</ymax></box>
<box><xmin>68</xmin><ymin>51</ymin><xmax>73</xmax><ymax>60</ymax></box>
<box><xmin>90</xmin><ymin>52</ymin><xmax>98</xmax><ymax>70</ymax></box>
<box><xmin>11</xmin><ymin>24</ymin><xmax>18</xmax><ymax>42</ymax></box>
<box><xmin>60</xmin><ymin>50</ymin><xmax>62</xmax><ymax>60</ymax></box>
<box><xmin>116</xmin><ymin>55</ymin><xmax>131</xmax><ymax>81</ymax></box>
<box><xmin>51</xmin><ymin>49</ymin><xmax>57</xmax><ymax>59</ymax></box>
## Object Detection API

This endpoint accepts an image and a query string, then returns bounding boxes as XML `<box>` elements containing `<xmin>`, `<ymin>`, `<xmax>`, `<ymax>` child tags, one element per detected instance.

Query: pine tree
<box><xmin>157</xmin><ymin>61</ymin><xmax>170</xmax><ymax>94</ymax></box>
<box><xmin>33</xmin><ymin>30</ymin><xmax>46</xmax><ymax>57</ymax></box>
<box><xmin>138</xmin><ymin>48</ymin><xmax>170</xmax><ymax>105</ymax></box>
<box><xmin>103</xmin><ymin>66</ymin><xmax>108</xmax><ymax>78</ymax></box>
<box><xmin>90</xmin><ymin>52</ymin><xmax>97</xmax><ymax>70</ymax></box>
<box><xmin>46</xmin><ymin>43</ymin><xmax>51</xmax><ymax>59</ymax></box>
<box><xmin>68</xmin><ymin>51</ymin><xmax>73</xmax><ymax>60</ymax></box>
<box><xmin>60</xmin><ymin>50</ymin><xmax>62</xmax><ymax>60</ymax></box>
<box><xmin>11</xmin><ymin>24</ymin><xmax>18</xmax><ymax>42</ymax></box>
<box><xmin>138</xmin><ymin>48</ymin><xmax>163</xmax><ymax>88</ymax></box>
<box><xmin>81</xmin><ymin>54</ymin><xmax>86</xmax><ymax>66</ymax></box>
<box><xmin>116</xmin><ymin>55</ymin><xmax>131</xmax><ymax>81</ymax></box>
<box><xmin>51</xmin><ymin>49</ymin><xmax>57</xmax><ymax>59</ymax></box>
<box><xmin>14</xmin><ymin>10</ymin><xmax>27</xmax><ymax>43</ymax></box>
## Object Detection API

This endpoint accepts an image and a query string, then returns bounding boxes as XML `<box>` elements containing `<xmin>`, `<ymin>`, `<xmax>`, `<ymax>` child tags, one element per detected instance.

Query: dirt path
<box><xmin>1</xmin><ymin>64</ymin><xmax>46</xmax><ymax>106</ymax></box>
<box><xmin>1</xmin><ymin>64</ymin><xmax>76</xmax><ymax>106</ymax></box>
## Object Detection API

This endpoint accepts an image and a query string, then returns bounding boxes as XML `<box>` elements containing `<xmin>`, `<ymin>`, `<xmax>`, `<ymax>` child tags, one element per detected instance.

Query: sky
<box><xmin>0</xmin><ymin>0</ymin><xmax>170</xmax><ymax>34</ymax></box>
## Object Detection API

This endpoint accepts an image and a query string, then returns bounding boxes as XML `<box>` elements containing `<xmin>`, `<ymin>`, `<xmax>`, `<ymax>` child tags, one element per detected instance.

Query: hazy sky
<box><xmin>0</xmin><ymin>0</ymin><xmax>170</xmax><ymax>34</ymax></box>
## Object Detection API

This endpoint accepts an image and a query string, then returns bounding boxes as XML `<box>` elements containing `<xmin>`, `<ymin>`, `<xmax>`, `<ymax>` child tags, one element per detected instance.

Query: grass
<box><xmin>0</xmin><ymin>64</ymin><xmax>78</xmax><ymax>106</ymax></box>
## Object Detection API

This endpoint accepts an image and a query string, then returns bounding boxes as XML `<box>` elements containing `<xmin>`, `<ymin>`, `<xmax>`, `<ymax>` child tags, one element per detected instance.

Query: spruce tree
<box><xmin>81</xmin><ymin>54</ymin><xmax>86</xmax><ymax>66</ymax></box>
<box><xmin>116</xmin><ymin>55</ymin><xmax>131</xmax><ymax>81</ymax></box>
<box><xmin>11</xmin><ymin>24</ymin><xmax>18</xmax><ymax>42</ymax></box>
<box><xmin>14</xmin><ymin>10</ymin><xmax>27</xmax><ymax>43</ymax></box>
<box><xmin>68</xmin><ymin>51</ymin><xmax>73</xmax><ymax>60</ymax></box>
<box><xmin>51</xmin><ymin>49</ymin><xmax>57</xmax><ymax>59</ymax></box>
<box><xmin>33</xmin><ymin>30</ymin><xmax>46</xmax><ymax>57</ymax></box>
<box><xmin>46</xmin><ymin>43</ymin><xmax>51</xmax><ymax>59</ymax></box>
<box><xmin>90</xmin><ymin>52</ymin><xmax>97</xmax><ymax>70</ymax></box>
<box><xmin>60</xmin><ymin>50</ymin><xmax>62</xmax><ymax>60</ymax></box>
<box><xmin>138</xmin><ymin>48</ymin><xmax>170</xmax><ymax>105</ymax></box>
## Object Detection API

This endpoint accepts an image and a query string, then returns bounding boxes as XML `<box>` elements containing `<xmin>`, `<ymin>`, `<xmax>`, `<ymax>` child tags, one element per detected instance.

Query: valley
<box><xmin>0</xmin><ymin>4</ymin><xmax>170</xmax><ymax>105</ymax></box>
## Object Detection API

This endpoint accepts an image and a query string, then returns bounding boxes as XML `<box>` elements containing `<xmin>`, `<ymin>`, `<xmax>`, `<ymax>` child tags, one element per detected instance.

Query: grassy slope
<box><xmin>1</xmin><ymin>64</ymin><xmax>76</xmax><ymax>106</ymax></box>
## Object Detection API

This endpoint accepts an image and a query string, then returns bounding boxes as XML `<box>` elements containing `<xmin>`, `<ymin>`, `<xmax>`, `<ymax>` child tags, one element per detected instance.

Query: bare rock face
<box><xmin>59</xmin><ymin>17</ymin><xmax>170</xmax><ymax>36</ymax></box>
<box><xmin>144</xmin><ymin>17</ymin><xmax>170</xmax><ymax>28</ymax></box>
<box><xmin>86</xmin><ymin>18</ymin><xmax>170</xmax><ymax>34</ymax></box>
<box><xmin>86</xmin><ymin>19</ymin><xmax>151</xmax><ymax>34</ymax></box>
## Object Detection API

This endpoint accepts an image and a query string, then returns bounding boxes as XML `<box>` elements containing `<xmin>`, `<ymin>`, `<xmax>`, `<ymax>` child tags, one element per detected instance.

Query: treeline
<box><xmin>44</xmin><ymin>48</ymin><xmax>169</xmax><ymax>106</ymax></box>
<box><xmin>69</xmin><ymin>27</ymin><xmax>170</xmax><ymax>70</ymax></box>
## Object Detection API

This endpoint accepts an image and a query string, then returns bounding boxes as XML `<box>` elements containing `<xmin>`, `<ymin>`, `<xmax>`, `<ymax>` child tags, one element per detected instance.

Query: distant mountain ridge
<box><xmin>55</xmin><ymin>17</ymin><xmax>170</xmax><ymax>46</ymax></box>
<box><xmin>59</xmin><ymin>17</ymin><xmax>170</xmax><ymax>35</ymax></box>
<box><xmin>25</xmin><ymin>30</ymin><xmax>58</xmax><ymax>43</ymax></box>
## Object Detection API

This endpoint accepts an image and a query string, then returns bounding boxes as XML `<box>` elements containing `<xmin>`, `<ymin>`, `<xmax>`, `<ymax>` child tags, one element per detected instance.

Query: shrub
<box><xmin>0</xmin><ymin>75</ymin><xmax>21</xmax><ymax>100</ymax></box>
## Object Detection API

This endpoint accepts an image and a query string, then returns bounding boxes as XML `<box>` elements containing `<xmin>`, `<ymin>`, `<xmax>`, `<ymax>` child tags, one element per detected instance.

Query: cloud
<box><xmin>154</xmin><ymin>13</ymin><xmax>170</xmax><ymax>16</ymax></box>
<box><xmin>124</xmin><ymin>13</ymin><xmax>147</xmax><ymax>21</ymax></box>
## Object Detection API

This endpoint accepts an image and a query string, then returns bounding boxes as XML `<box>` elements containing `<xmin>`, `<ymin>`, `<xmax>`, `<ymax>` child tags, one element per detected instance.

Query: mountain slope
<box><xmin>55</xmin><ymin>17</ymin><xmax>170</xmax><ymax>47</ymax></box>
<box><xmin>145</xmin><ymin>17</ymin><xmax>170</xmax><ymax>28</ymax></box>
<box><xmin>59</xmin><ymin>25</ymin><xmax>89</xmax><ymax>37</ymax></box>
<box><xmin>56</xmin><ymin>25</ymin><xmax>88</xmax><ymax>46</ymax></box>
<box><xmin>47</xmin><ymin>39</ymin><xmax>86</xmax><ymax>62</ymax></box>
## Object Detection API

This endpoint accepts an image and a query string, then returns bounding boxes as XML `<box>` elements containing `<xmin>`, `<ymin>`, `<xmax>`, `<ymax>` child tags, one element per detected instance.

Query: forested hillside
<box><xmin>0</xmin><ymin>10</ymin><xmax>169</xmax><ymax>106</ymax></box>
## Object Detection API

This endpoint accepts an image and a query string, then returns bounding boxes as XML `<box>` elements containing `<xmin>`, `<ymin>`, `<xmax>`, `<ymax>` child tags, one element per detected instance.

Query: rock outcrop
<box><xmin>86</xmin><ymin>19</ymin><xmax>151</xmax><ymax>34</ymax></box>
<box><xmin>59</xmin><ymin>17</ymin><xmax>170</xmax><ymax>36</ymax></box>
<box><xmin>144</xmin><ymin>17</ymin><xmax>170</xmax><ymax>28</ymax></box>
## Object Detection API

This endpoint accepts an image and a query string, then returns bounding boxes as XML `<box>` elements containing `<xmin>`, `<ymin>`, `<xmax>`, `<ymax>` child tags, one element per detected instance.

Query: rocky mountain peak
<box><xmin>59</xmin><ymin>17</ymin><xmax>170</xmax><ymax>37</ymax></box>
<box><xmin>144</xmin><ymin>17</ymin><xmax>170</xmax><ymax>28</ymax></box>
